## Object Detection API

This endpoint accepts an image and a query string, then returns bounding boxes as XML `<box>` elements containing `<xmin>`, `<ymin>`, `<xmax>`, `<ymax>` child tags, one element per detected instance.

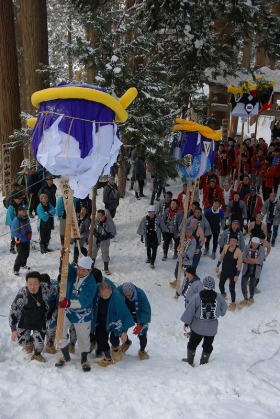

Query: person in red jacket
<box><xmin>243</xmin><ymin>186</ymin><xmax>263</xmax><ymax>225</ymax></box>
<box><xmin>236</xmin><ymin>175</ymin><xmax>253</xmax><ymax>200</ymax></box>
<box><xmin>177</xmin><ymin>184</ymin><xmax>192</xmax><ymax>213</ymax></box>
<box><xmin>273</xmin><ymin>147</ymin><xmax>280</xmax><ymax>193</ymax></box>
<box><xmin>260</xmin><ymin>156</ymin><xmax>275</xmax><ymax>201</ymax></box>
<box><xmin>199</xmin><ymin>169</ymin><xmax>220</xmax><ymax>191</ymax></box>
<box><xmin>256</xmin><ymin>138</ymin><xmax>268</xmax><ymax>155</ymax></box>
<box><xmin>218</xmin><ymin>181</ymin><xmax>235</xmax><ymax>213</ymax></box>
<box><xmin>217</xmin><ymin>150</ymin><xmax>232</xmax><ymax>187</ymax></box>
<box><xmin>251</xmin><ymin>149</ymin><xmax>265</xmax><ymax>194</ymax></box>
<box><xmin>203</xmin><ymin>179</ymin><xmax>222</xmax><ymax>211</ymax></box>
<box><xmin>233</xmin><ymin>155</ymin><xmax>250</xmax><ymax>182</ymax></box>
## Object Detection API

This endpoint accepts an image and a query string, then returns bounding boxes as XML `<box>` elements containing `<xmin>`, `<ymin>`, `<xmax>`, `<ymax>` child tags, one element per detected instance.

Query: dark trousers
<box><xmin>95</xmin><ymin>324</ymin><xmax>120</xmax><ymax>354</ymax></box>
<box><xmin>40</xmin><ymin>227</ymin><xmax>51</xmax><ymax>246</ymax></box>
<box><xmin>188</xmin><ymin>330</ymin><xmax>215</xmax><ymax>354</ymax></box>
<box><xmin>219</xmin><ymin>272</ymin><xmax>236</xmax><ymax>302</ymax></box>
<box><xmin>14</xmin><ymin>241</ymin><xmax>30</xmax><ymax>271</ymax></box>
<box><xmin>205</xmin><ymin>232</ymin><xmax>219</xmax><ymax>253</ymax></box>
<box><xmin>192</xmin><ymin>250</ymin><xmax>201</xmax><ymax>268</ymax></box>
<box><xmin>163</xmin><ymin>232</ymin><xmax>180</xmax><ymax>255</ymax></box>
<box><xmin>138</xmin><ymin>180</ymin><xmax>144</xmax><ymax>195</ymax></box>
<box><xmin>147</xmin><ymin>240</ymin><xmax>158</xmax><ymax>262</ymax></box>
<box><xmin>241</xmin><ymin>274</ymin><xmax>257</xmax><ymax>299</ymax></box>
<box><xmin>139</xmin><ymin>334</ymin><xmax>147</xmax><ymax>351</ymax></box>
<box><xmin>73</xmin><ymin>245</ymin><xmax>88</xmax><ymax>263</ymax></box>
<box><xmin>10</xmin><ymin>235</ymin><xmax>15</xmax><ymax>249</ymax></box>
<box><xmin>28</xmin><ymin>194</ymin><xmax>39</xmax><ymax>215</ymax></box>
<box><xmin>274</xmin><ymin>177</ymin><xmax>280</xmax><ymax>194</ymax></box>
<box><xmin>262</xmin><ymin>186</ymin><xmax>272</xmax><ymax>202</ymax></box>
<box><xmin>267</xmin><ymin>221</ymin><xmax>279</xmax><ymax>237</ymax></box>
<box><xmin>151</xmin><ymin>180</ymin><xmax>163</xmax><ymax>202</ymax></box>
<box><xmin>108</xmin><ymin>208</ymin><xmax>116</xmax><ymax>219</ymax></box>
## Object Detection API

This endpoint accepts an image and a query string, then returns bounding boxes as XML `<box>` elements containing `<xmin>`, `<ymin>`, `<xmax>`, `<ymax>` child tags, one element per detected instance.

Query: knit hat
<box><xmin>18</xmin><ymin>204</ymin><xmax>27</xmax><ymax>211</ymax></box>
<box><xmin>191</xmin><ymin>218</ymin><xmax>199</xmax><ymax>224</ymax></box>
<box><xmin>250</xmin><ymin>186</ymin><xmax>256</xmax><ymax>192</ymax></box>
<box><xmin>109</xmin><ymin>175</ymin><xmax>115</xmax><ymax>180</ymax></box>
<box><xmin>251</xmin><ymin>237</ymin><xmax>260</xmax><ymax>244</ymax></box>
<box><xmin>232</xmin><ymin>220</ymin><xmax>240</xmax><ymax>224</ymax></box>
<box><xmin>203</xmin><ymin>276</ymin><xmax>215</xmax><ymax>290</ymax></box>
<box><xmin>148</xmin><ymin>205</ymin><xmax>156</xmax><ymax>212</ymax></box>
<box><xmin>77</xmin><ymin>256</ymin><xmax>93</xmax><ymax>270</ymax></box>
<box><xmin>186</xmin><ymin>226</ymin><xmax>195</xmax><ymax>232</ymax></box>
<box><xmin>122</xmin><ymin>282</ymin><xmax>135</xmax><ymax>295</ymax></box>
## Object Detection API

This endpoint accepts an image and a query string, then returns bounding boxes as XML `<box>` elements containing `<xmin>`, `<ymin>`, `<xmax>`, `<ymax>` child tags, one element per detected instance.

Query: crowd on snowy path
<box><xmin>1</xmin><ymin>134</ymin><xmax>280</xmax><ymax>418</ymax></box>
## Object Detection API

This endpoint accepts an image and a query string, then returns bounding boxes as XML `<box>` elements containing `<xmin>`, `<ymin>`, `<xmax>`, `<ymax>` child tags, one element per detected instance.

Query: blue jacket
<box><xmin>56</xmin><ymin>197</ymin><xmax>78</xmax><ymax>219</ymax></box>
<box><xmin>91</xmin><ymin>288</ymin><xmax>134</xmax><ymax>335</ymax></box>
<box><xmin>65</xmin><ymin>264</ymin><xmax>97</xmax><ymax>323</ymax></box>
<box><xmin>5</xmin><ymin>205</ymin><xmax>17</xmax><ymax>227</ymax></box>
<box><xmin>37</xmin><ymin>202</ymin><xmax>56</xmax><ymax>222</ymax></box>
<box><xmin>11</xmin><ymin>216</ymin><xmax>32</xmax><ymax>242</ymax></box>
<box><xmin>116</xmin><ymin>286</ymin><xmax>151</xmax><ymax>324</ymax></box>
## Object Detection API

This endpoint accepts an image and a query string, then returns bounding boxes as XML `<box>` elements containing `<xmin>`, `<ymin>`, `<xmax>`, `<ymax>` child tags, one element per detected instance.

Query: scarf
<box><xmin>268</xmin><ymin>199</ymin><xmax>278</xmax><ymax>219</ymax></box>
<box><xmin>226</xmin><ymin>228</ymin><xmax>240</xmax><ymax>244</ymax></box>
<box><xmin>146</xmin><ymin>215</ymin><xmax>157</xmax><ymax>232</ymax></box>
<box><xmin>248</xmin><ymin>246</ymin><xmax>259</xmax><ymax>259</ymax></box>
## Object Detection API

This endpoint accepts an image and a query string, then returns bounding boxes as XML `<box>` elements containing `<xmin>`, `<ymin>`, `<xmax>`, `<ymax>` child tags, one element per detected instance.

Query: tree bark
<box><xmin>0</xmin><ymin>0</ymin><xmax>23</xmax><ymax>181</ymax></box>
<box><xmin>18</xmin><ymin>0</ymin><xmax>49</xmax><ymax>115</ymax></box>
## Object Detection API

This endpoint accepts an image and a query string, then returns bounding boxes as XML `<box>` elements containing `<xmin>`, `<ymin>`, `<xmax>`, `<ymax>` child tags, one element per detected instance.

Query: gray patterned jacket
<box><xmin>181</xmin><ymin>291</ymin><xmax>227</xmax><ymax>336</ymax></box>
<box><xmin>9</xmin><ymin>283</ymin><xmax>58</xmax><ymax>331</ymax></box>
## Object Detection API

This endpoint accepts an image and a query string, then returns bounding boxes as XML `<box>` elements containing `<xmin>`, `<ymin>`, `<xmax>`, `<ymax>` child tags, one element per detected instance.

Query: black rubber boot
<box><xmin>267</xmin><ymin>232</ymin><xmax>271</xmax><ymax>243</ymax></box>
<box><xmin>181</xmin><ymin>349</ymin><xmax>196</xmax><ymax>366</ymax></box>
<box><xmin>40</xmin><ymin>244</ymin><xmax>46</xmax><ymax>254</ymax></box>
<box><xmin>200</xmin><ymin>351</ymin><xmax>211</xmax><ymax>365</ymax></box>
<box><xmin>271</xmin><ymin>236</ymin><xmax>276</xmax><ymax>247</ymax></box>
<box><xmin>81</xmin><ymin>352</ymin><xmax>91</xmax><ymax>372</ymax></box>
<box><xmin>55</xmin><ymin>346</ymin><xmax>71</xmax><ymax>368</ymax></box>
<box><xmin>10</xmin><ymin>245</ymin><xmax>16</xmax><ymax>254</ymax></box>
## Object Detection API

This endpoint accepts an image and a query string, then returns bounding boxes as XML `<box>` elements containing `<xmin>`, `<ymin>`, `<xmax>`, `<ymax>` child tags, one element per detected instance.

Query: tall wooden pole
<box><xmin>55</xmin><ymin>180</ymin><xmax>73</xmax><ymax>347</ymax></box>
<box><xmin>88</xmin><ymin>183</ymin><xmax>98</xmax><ymax>257</ymax></box>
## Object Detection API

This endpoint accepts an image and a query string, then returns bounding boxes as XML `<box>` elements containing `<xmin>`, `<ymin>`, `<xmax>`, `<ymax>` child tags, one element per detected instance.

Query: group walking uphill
<box><xmin>6</xmin><ymin>134</ymin><xmax>280</xmax><ymax>371</ymax></box>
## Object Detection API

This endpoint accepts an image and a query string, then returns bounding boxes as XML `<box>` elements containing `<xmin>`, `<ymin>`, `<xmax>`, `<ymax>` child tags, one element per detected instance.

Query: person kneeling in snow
<box><xmin>116</xmin><ymin>282</ymin><xmax>151</xmax><ymax>360</ymax></box>
<box><xmin>91</xmin><ymin>281</ymin><xmax>134</xmax><ymax>367</ymax></box>
<box><xmin>9</xmin><ymin>271</ymin><xmax>58</xmax><ymax>363</ymax></box>
<box><xmin>180</xmin><ymin>276</ymin><xmax>227</xmax><ymax>366</ymax></box>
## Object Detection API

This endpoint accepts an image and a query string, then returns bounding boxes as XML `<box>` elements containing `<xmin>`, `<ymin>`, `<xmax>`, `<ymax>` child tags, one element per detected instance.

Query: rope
<box><xmin>37</xmin><ymin>111</ymin><xmax>115</xmax><ymax>124</ymax></box>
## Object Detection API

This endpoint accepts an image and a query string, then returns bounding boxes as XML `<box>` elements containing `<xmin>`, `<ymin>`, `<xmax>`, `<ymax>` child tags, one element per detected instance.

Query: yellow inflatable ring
<box><xmin>27</xmin><ymin>118</ymin><xmax>37</xmax><ymax>128</ymax></box>
<box><xmin>31</xmin><ymin>86</ymin><xmax>138</xmax><ymax>123</ymax></box>
<box><xmin>172</xmin><ymin>119</ymin><xmax>221</xmax><ymax>141</ymax></box>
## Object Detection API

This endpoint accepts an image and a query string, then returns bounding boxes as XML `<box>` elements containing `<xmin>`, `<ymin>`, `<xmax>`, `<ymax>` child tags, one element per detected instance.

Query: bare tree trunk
<box><xmin>242</xmin><ymin>37</ymin><xmax>252</xmax><ymax>70</ymax></box>
<box><xmin>85</xmin><ymin>28</ymin><xmax>96</xmax><ymax>84</ymax></box>
<box><xmin>68</xmin><ymin>15</ymin><xmax>73</xmax><ymax>82</ymax></box>
<box><xmin>0</xmin><ymin>0</ymin><xmax>23</xmax><ymax>181</ymax></box>
<box><xmin>117</xmin><ymin>143</ymin><xmax>130</xmax><ymax>198</ymax></box>
<box><xmin>18</xmin><ymin>0</ymin><xmax>49</xmax><ymax>115</ymax></box>
<box><xmin>14</xmin><ymin>2</ymin><xmax>27</xmax><ymax>115</ymax></box>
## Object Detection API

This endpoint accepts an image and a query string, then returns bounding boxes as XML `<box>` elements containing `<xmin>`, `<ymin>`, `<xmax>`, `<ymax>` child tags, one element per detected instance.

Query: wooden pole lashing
<box><xmin>55</xmin><ymin>179</ymin><xmax>73</xmax><ymax>347</ymax></box>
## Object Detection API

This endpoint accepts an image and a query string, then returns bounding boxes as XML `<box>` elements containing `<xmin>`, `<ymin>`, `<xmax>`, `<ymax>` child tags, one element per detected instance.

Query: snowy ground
<box><xmin>0</xmin><ymin>118</ymin><xmax>280</xmax><ymax>419</ymax></box>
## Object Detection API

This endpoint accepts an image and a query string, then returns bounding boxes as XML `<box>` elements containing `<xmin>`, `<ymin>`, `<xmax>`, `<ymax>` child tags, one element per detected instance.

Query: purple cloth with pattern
<box><xmin>32</xmin><ymin>83</ymin><xmax>115</xmax><ymax>159</ymax></box>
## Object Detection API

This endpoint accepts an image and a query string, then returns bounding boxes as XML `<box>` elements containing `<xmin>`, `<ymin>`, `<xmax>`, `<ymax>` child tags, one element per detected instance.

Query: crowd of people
<box><xmin>6</xmin><ymin>134</ymin><xmax>280</xmax><ymax>370</ymax></box>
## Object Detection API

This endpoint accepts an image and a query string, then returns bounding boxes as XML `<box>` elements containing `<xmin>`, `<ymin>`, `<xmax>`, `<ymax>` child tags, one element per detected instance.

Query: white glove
<box><xmin>226</xmin><ymin>219</ymin><xmax>230</xmax><ymax>226</ymax></box>
<box><xmin>243</xmin><ymin>220</ymin><xmax>247</xmax><ymax>226</ymax></box>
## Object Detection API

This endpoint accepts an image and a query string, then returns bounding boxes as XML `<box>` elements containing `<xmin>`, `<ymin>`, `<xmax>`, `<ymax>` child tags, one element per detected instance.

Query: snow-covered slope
<box><xmin>0</xmin><ymin>171</ymin><xmax>279</xmax><ymax>418</ymax></box>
